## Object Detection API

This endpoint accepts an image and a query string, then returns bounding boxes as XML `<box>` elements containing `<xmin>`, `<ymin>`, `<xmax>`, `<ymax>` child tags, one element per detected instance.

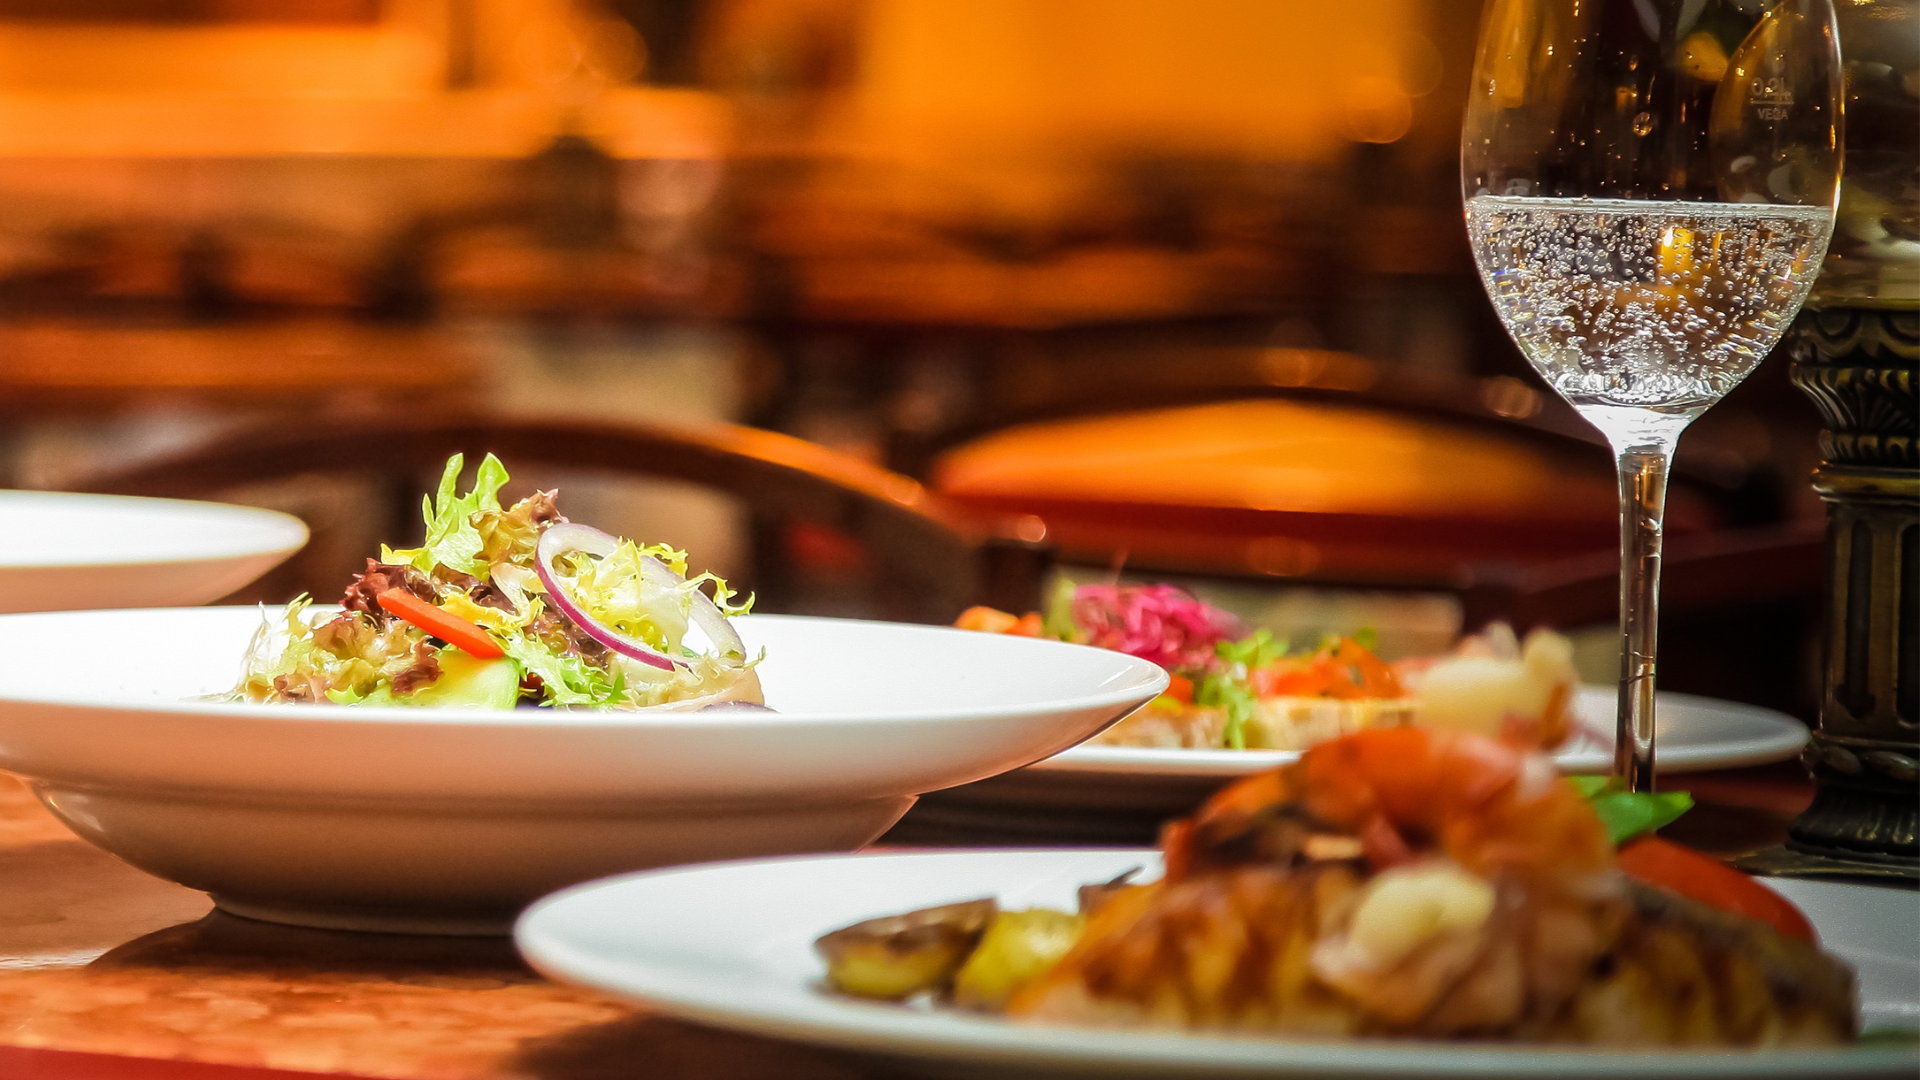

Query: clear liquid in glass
<box><xmin>1466</xmin><ymin>195</ymin><xmax>1834</xmax><ymax>440</ymax></box>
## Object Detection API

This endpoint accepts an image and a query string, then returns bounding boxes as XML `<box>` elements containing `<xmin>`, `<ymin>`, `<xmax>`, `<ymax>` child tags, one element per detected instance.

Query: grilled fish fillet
<box><xmin>1009</xmin><ymin>866</ymin><xmax>1855</xmax><ymax>1046</ymax></box>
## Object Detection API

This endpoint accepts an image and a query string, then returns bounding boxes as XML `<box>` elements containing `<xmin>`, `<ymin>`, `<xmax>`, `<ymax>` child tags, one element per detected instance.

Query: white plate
<box><xmin>1040</xmin><ymin>687</ymin><xmax>1809</xmax><ymax>777</ymax></box>
<box><xmin>889</xmin><ymin>688</ymin><xmax>1810</xmax><ymax>844</ymax></box>
<box><xmin>0</xmin><ymin>490</ymin><xmax>308</xmax><ymax>613</ymax></box>
<box><xmin>519</xmin><ymin>849</ymin><xmax>1920</xmax><ymax>1080</ymax></box>
<box><xmin>0</xmin><ymin>609</ymin><xmax>1164</xmax><ymax>934</ymax></box>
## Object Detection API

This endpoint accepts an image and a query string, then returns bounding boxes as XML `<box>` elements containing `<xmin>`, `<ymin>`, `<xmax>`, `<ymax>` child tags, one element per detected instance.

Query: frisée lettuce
<box><xmin>233</xmin><ymin>454</ymin><xmax>762</xmax><ymax>711</ymax></box>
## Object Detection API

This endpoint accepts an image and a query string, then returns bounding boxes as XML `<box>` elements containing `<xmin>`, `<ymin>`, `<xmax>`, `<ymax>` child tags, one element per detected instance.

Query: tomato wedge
<box><xmin>1616</xmin><ymin>836</ymin><xmax>1816</xmax><ymax>942</ymax></box>
<box><xmin>375</xmin><ymin>589</ymin><xmax>505</xmax><ymax>660</ymax></box>
<box><xmin>1163</xmin><ymin>673</ymin><xmax>1195</xmax><ymax>704</ymax></box>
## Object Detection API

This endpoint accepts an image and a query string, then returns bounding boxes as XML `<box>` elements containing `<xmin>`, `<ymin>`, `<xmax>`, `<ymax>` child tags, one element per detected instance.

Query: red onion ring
<box><xmin>533</xmin><ymin>522</ymin><xmax>748</xmax><ymax>671</ymax></box>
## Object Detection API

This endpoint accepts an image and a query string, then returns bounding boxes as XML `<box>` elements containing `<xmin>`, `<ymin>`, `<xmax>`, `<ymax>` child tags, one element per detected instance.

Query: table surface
<box><xmin>0</xmin><ymin>765</ymin><xmax>1814</xmax><ymax>1080</ymax></box>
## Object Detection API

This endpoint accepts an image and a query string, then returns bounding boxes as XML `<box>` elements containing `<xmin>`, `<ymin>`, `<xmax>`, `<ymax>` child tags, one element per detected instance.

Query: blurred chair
<box><xmin>888</xmin><ymin>345</ymin><xmax>1608</xmax><ymax>479</ymax></box>
<box><xmin>64</xmin><ymin>413</ymin><xmax>1051</xmax><ymax>625</ymax></box>
<box><xmin>884</xmin><ymin>344</ymin><xmax>1763</xmax><ymax>584</ymax></box>
<box><xmin>921</xmin><ymin>389</ymin><xmax>1722</xmax><ymax>590</ymax></box>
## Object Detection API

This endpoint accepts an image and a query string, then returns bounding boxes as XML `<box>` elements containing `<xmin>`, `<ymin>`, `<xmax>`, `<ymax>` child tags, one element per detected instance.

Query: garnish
<box><xmin>535</xmin><ymin>522</ymin><xmax>752</xmax><ymax>672</ymax></box>
<box><xmin>1219</xmin><ymin>628</ymin><xmax>1288</xmax><ymax>670</ymax></box>
<box><xmin>1039</xmin><ymin>577</ymin><xmax>1081</xmax><ymax>642</ymax></box>
<box><xmin>1198</xmin><ymin>630</ymin><xmax>1289</xmax><ymax>749</ymax></box>
<box><xmin>1195</xmin><ymin>670</ymin><xmax>1259</xmax><ymax>749</ymax></box>
<box><xmin>1615</xmin><ymin>835</ymin><xmax>1817</xmax><ymax>942</ymax></box>
<box><xmin>1564</xmin><ymin>775</ymin><xmax>1694</xmax><ymax>846</ymax></box>
<box><xmin>1069</xmin><ymin>583</ymin><xmax>1241</xmax><ymax>672</ymax></box>
<box><xmin>1564</xmin><ymin>778</ymin><xmax>1811</xmax><ymax>941</ymax></box>
<box><xmin>375</xmin><ymin>588</ymin><xmax>505</xmax><ymax>659</ymax></box>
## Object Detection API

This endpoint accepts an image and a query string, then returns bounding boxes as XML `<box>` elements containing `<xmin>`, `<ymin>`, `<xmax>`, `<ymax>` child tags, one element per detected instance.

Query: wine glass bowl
<box><xmin>1461</xmin><ymin>0</ymin><xmax>1843</xmax><ymax>789</ymax></box>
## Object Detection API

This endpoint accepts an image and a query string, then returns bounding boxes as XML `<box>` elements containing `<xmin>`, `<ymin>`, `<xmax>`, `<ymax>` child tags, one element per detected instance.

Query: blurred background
<box><xmin>0</xmin><ymin>0</ymin><xmax>1843</xmax><ymax>717</ymax></box>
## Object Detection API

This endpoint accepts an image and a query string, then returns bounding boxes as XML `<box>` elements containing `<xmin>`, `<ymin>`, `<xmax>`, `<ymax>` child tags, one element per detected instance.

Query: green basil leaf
<box><xmin>1040</xmin><ymin>577</ymin><xmax>1080</xmax><ymax>641</ymax></box>
<box><xmin>1563</xmin><ymin>775</ymin><xmax>1611</xmax><ymax>799</ymax></box>
<box><xmin>1587</xmin><ymin>788</ymin><xmax>1694</xmax><ymax>846</ymax></box>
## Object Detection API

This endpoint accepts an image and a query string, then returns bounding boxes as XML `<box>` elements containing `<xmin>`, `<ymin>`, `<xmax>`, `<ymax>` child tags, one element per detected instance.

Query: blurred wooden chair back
<box><xmin>919</xmin><ymin>388</ymin><xmax>1729</xmax><ymax>592</ymax></box>
<box><xmin>889</xmin><ymin>346</ymin><xmax>1607</xmax><ymax>479</ymax></box>
<box><xmin>891</xmin><ymin>345</ymin><xmax>1766</xmax><ymax>539</ymax></box>
<box><xmin>67</xmin><ymin>413</ymin><xmax>1051</xmax><ymax>625</ymax></box>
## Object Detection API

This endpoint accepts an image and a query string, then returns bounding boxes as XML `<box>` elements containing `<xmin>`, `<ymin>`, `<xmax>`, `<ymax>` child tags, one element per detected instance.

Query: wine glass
<box><xmin>1462</xmin><ymin>0</ymin><xmax>1842</xmax><ymax>790</ymax></box>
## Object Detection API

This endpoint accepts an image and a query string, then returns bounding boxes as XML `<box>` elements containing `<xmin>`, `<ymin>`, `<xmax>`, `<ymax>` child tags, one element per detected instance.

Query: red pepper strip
<box><xmin>1617</xmin><ymin>836</ymin><xmax>1816</xmax><ymax>942</ymax></box>
<box><xmin>375</xmin><ymin>588</ymin><xmax>505</xmax><ymax>660</ymax></box>
<box><xmin>1252</xmin><ymin>662</ymin><xmax>1330</xmax><ymax>698</ymax></box>
<box><xmin>1334</xmin><ymin>638</ymin><xmax>1404</xmax><ymax>698</ymax></box>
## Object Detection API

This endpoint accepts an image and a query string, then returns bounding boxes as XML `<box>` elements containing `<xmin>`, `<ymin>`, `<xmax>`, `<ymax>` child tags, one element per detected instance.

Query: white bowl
<box><xmin>0</xmin><ymin>608</ymin><xmax>1164</xmax><ymax>934</ymax></box>
<box><xmin>0</xmin><ymin>490</ymin><xmax>308</xmax><ymax>613</ymax></box>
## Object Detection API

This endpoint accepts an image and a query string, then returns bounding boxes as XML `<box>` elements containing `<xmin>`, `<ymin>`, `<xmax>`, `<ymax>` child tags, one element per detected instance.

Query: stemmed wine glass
<box><xmin>1462</xmin><ymin>0</ymin><xmax>1842</xmax><ymax>790</ymax></box>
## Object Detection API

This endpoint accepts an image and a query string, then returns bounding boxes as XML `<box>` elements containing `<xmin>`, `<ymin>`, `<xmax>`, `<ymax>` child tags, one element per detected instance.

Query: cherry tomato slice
<box><xmin>1163</xmin><ymin>674</ymin><xmax>1195</xmax><ymax>704</ymax></box>
<box><xmin>1617</xmin><ymin>836</ymin><xmax>1816</xmax><ymax>942</ymax></box>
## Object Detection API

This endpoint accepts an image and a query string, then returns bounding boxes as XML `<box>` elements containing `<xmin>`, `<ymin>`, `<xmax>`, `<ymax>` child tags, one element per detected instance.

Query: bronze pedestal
<box><xmin>1743</xmin><ymin>304</ymin><xmax>1918</xmax><ymax>881</ymax></box>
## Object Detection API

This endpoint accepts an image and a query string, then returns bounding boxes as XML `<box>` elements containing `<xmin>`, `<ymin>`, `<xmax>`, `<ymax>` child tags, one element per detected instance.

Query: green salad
<box><xmin>234</xmin><ymin>454</ymin><xmax>761</xmax><ymax>711</ymax></box>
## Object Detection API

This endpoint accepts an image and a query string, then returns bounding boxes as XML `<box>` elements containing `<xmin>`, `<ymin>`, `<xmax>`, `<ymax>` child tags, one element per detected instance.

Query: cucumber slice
<box><xmin>403</xmin><ymin>648</ymin><xmax>521</xmax><ymax>709</ymax></box>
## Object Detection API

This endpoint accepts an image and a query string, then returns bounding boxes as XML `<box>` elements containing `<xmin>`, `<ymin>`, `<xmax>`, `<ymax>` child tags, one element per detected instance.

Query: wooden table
<box><xmin>0</xmin><ymin>774</ymin><xmax>883</xmax><ymax>1080</ymax></box>
<box><xmin>0</xmin><ymin>766</ymin><xmax>1813</xmax><ymax>1080</ymax></box>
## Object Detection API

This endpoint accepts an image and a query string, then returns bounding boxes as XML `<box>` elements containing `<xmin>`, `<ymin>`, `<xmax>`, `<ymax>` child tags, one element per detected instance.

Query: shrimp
<box><xmin>1012</xmin><ymin>729</ymin><xmax>1853</xmax><ymax>1043</ymax></box>
<box><xmin>1400</xmin><ymin>626</ymin><xmax>1580</xmax><ymax>749</ymax></box>
<box><xmin>1017</xmin><ymin>729</ymin><xmax>1624</xmax><ymax>1036</ymax></box>
<box><xmin>1167</xmin><ymin>726</ymin><xmax>1612</xmax><ymax>889</ymax></box>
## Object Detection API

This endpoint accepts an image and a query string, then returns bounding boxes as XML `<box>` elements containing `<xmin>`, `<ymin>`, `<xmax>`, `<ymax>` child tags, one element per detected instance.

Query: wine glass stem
<box><xmin>1613</xmin><ymin>442</ymin><xmax>1673</xmax><ymax>793</ymax></box>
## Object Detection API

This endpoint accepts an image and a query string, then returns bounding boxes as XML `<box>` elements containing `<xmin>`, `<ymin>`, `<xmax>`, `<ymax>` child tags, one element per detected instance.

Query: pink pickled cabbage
<box><xmin>1071</xmin><ymin>584</ymin><xmax>1241</xmax><ymax>673</ymax></box>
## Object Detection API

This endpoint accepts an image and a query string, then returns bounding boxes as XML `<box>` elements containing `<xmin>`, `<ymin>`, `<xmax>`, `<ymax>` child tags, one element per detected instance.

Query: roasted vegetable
<box><xmin>814</xmin><ymin>898</ymin><xmax>995</xmax><ymax>1000</ymax></box>
<box><xmin>1076</xmin><ymin>868</ymin><xmax>1144</xmax><ymax>918</ymax></box>
<box><xmin>952</xmin><ymin>909</ymin><xmax>1087</xmax><ymax>1011</ymax></box>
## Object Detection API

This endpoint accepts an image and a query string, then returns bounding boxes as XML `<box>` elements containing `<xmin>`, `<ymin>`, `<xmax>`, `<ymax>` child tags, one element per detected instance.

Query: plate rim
<box><xmin>1032</xmin><ymin>687</ymin><xmax>1809</xmax><ymax>776</ymax></box>
<box><xmin>0</xmin><ymin>490</ymin><xmax>309</xmax><ymax>570</ymax></box>
<box><xmin>0</xmin><ymin>609</ymin><xmax>1169</xmax><ymax>729</ymax></box>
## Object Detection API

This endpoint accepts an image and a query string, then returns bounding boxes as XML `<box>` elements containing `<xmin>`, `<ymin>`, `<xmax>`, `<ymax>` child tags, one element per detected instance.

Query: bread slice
<box><xmin>1093</xmin><ymin>696</ymin><xmax>1414</xmax><ymax>751</ymax></box>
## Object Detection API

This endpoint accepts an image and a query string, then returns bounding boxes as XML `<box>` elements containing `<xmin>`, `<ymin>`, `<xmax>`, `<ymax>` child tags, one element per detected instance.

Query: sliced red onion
<box><xmin>534</xmin><ymin>522</ymin><xmax>747</xmax><ymax>671</ymax></box>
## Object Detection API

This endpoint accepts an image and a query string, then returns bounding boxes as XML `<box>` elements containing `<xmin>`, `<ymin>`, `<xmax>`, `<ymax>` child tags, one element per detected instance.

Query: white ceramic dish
<box><xmin>889</xmin><ymin>689</ymin><xmax>1810</xmax><ymax>844</ymax></box>
<box><xmin>0</xmin><ymin>490</ymin><xmax>308</xmax><ymax>613</ymax></box>
<box><xmin>519</xmin><ymin>849</ymin><xmax>1920</xmax><ymax>1080</ymax></box>
<box><xmin>0</xmin><ymin>608</ymin><xmax>1164</xmax><ymax>935</ymax></box>
<box><xmin>1042</xmin><ymin>687</ymin><xmax>1808</xmax><ymax>777</ymax></box>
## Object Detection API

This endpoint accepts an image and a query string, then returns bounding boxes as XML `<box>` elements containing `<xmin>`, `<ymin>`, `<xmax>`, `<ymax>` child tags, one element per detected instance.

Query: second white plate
<box><xmin>885</xmin><ymin>689</ymin><xmax>1808</xmax><ymax>844</ymax></box>
<box><xmin>0</xmin><ymin>489</ymin><xmax>307</xmax><ymax>613</ymax></box>
<box><xmin>1038</xmin><ymin>686</ymin><xmax>1810</xmax><ymax>777</ymax></box>
<box><xmin>519</xmin><ymin>849</ymin><xmax>1920</xmax><ymax>1080</ymax></box>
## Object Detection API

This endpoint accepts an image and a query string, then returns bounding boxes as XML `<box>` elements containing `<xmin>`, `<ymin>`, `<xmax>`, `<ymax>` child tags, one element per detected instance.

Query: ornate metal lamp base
<box><xmin>1733</xmin><ymin>844</ymin><xmax>1920</xmax><ymax>885</ymax></box>
<box><xmin>1781</xmin><ymin>303</ymin><xmax>1919</xmax><ymax>879</ymax></box>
